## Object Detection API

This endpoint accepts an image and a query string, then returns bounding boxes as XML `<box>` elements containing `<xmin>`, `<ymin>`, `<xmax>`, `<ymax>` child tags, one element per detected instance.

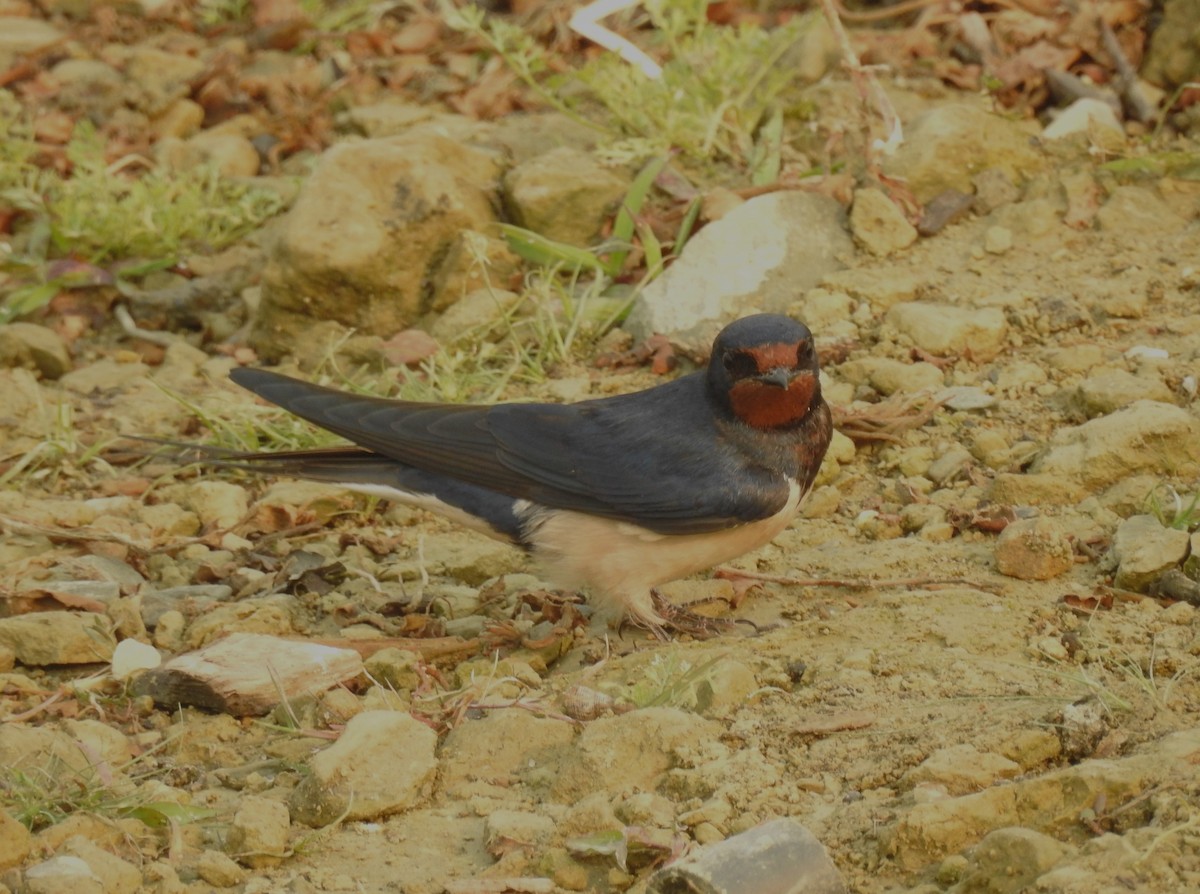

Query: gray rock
<box><xmin>954</xmin><ymin>827</ymin><xmax>1069</xmax><ymax>894</ymax></box>
<box><xmin>850</xmin><ymin>187</ymin><xmax>917</xmax><ymax>256</ymax></box>
<box><xmin>290</xmin><ymin>710</ymin><xmax>437</xmax><ymax>825</ymax></box>
<box><xmin>0</xmin><ymin>322</ymin><xmax>71</xmax><ymax>379</ymax></box>
<box><xmin>0</xmin><ymin>611</ymin><xmax>116</xmax><ymax>665</ymax></box>
<box><xmin>1030</xmin><ymin>401</ymin><xmax>1200</xmax><ymax>488</ymax></box>
<box><xmin>0</xmin><ymin>17</ymin><xmax>63</xmax><ymax>69</ymax></box>
<box><xmin>884</xmin><ymin>103</ymin><xmax>1043</xmax><ymax>203</ymax></box>
<box><xmin>888</xmin><ymin>303</ymin><xmax>1008</xmax><ymax>360</ymax></box>
<box><xmin>226</xmin><ymin>795</ymin><xmax>290</xmax><ymax>868</ymax></box>
<box><xmin>20</xmin><ymin>855</ymin><xmax>105</xmax><ymax>894</ymax></box>
<box><xmin>179</xmin><ymin>132</ymin><xmax>261</xmax><ymax>178</ymax></box>
<box><xmin>994</xmin><ymin>518</ymin><xmax>1075</xmax><ymax>581</ymax></box>
<box><xmin>254</xmin><ymin>135</ymin><xmax>501</xmax><ymax>360</ymax></box>
<box><xmin>1112</xmin><ymin>515</ymin><xmax>1190</xmax><ymax>591</ymax></box>
<box><xmin>626</xmin><ymin>191</ymin><xmax>852</xmax><ymax>351</ymax></box>
<box><xmin>936</xmin><ymin>386</ymin><xmax>998</xmax><ymax>412</ymax></box>
<box><xmin>1074</xmin><ymin>369</ymin><xmax>1173</xmax><ymax>417</ymax></box>
<box><xmin>503</xmin><ymin>146</ymin><xmax>630</xmax><ymax>247</ymax></box>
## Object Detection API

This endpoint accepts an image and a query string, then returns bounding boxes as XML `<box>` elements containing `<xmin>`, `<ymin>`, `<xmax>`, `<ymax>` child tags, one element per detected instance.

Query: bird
<box><xmin>215</xmin><ymin>314</ymin><xmax>833</xmax><ymax>636</ymax></box>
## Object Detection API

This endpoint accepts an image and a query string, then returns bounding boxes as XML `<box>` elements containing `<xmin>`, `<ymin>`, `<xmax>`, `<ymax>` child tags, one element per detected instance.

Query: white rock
<box><xmin>1042</xmin><ymin>98</ymin><xmax>1124</xmax><ymax>141</ymax></box>
<box><xmin>625</xmin><ymin>191</ymin><xmax>852</xmax><ymax>352</ymax></box>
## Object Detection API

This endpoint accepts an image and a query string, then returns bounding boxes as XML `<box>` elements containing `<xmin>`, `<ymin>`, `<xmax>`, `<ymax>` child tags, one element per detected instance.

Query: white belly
<box><xmin>527</xmin><ymin>481</ymin><xmax>803</xmax><ymax>625</ymax></box>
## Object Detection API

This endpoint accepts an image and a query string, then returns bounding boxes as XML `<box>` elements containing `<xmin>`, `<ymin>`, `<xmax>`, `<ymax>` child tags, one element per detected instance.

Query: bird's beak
<box><xmin>757</xmin><ymin>367</ymin><xmax>795</xmax><ymax>389</ymax></box>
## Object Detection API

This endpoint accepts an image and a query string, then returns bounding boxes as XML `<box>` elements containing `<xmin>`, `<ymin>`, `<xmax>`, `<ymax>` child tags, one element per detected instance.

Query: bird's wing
<box><xmin>230</xmin><ymin>368</ymin><xmax>792</xmax><ymax>534</ymax></box>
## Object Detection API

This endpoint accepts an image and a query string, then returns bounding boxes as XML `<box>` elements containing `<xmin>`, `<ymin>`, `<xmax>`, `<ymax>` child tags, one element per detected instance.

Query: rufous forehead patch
<box><xmin>747</xmin><ymin>341</ymin><xmax>803</xmax><ymax>372</ymax></box>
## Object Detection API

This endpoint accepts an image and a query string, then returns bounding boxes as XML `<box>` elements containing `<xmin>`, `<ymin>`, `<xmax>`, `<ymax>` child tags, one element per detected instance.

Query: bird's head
<box><xmin>707</xmin><ymin>314</ymin><xmax>822</xmax><ymax>431</ymax></box>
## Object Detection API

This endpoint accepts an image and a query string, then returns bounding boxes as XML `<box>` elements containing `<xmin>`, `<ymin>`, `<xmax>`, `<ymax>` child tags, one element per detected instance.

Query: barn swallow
<box><xmin>218</xmin><ymin>314</ymin><xmax>833</xmax><ymax>636</ymax></box>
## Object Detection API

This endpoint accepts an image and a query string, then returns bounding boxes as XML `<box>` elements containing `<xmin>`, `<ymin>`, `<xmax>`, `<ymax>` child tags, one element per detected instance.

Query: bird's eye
<box><xmin>796</xmin><ymin>340</ymin><xmax>814</xmax><ymax>365</ymax></box>
<box><xmin>723</xmin><ymin>351</ymin><xmax>758</xmax><ymax>379</ymax></box>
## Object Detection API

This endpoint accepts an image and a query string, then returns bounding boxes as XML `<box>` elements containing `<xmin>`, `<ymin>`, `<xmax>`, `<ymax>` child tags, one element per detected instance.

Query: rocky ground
<box><xmin>2</xmin><ymin>2</ymin><xmax>1200</xmax><ymax>894</ymax></box>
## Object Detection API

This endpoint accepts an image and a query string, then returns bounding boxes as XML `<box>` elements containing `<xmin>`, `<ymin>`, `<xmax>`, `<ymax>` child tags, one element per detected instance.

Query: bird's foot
<box><xmin>630</xmin><ymin>589</ymin><xmax>741</xmax><ymax>641</ymax></box>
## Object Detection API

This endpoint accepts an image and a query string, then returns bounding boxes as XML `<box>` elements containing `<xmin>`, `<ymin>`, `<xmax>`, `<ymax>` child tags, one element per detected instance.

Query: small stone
<box><xmin>62</xmin><ymin>836</ymin><xmax>142</xmax><ymax>894</ymax></box>
<box><xmin>227</xmin><ymin>796</ymin><xmax>291</xmax><ymax>868</ymax></box>
<box><xmin>21</xmin><ymin>855</ymin><xmax>104</xmax><ymax>894</ymax></box>
<box><xmin>859</xmin><ymin>358</ymin><xmax>944</xmax><ymax>395</ymax></box>
<box><xmin>484</xmin><ymin>810</ymin><xmax>556</xmax><ymax>856</ymax></box>
<box><xmin>1043</xmin><ymin>97</ymin><xmax>1125</xmax><ymax>141</ymax></box>
<box><xmin>195</xmin><ymin>849</ymin><xmax>247</xmax><ymax>888</ymax></box>
<box><xmin>625</xmin><ymin>191</ymin><xmax>852</xmax><ymax>352</ymax></box>
<box><xmin>888</xmin><ymin>303</ymin><xmax>1008</xmax><ymax>360</ymax></box>
<box><xmin>0</xmin><ymin>17</ymin><xmax>63</xmax><ymax>69</ymax></box>
<box><xmin>995</xmin><ymin>518</ymin><xmax>1075</xmax><ymax>581</ymax></box>
<box><xmin>984</xmin><ymin>225</ymin><xmax>1013</xmax><ymax>254</ymax></box>
<box><xmin>937</xmin><ymin>386</ymin><xmax>997</xmax><ymax>412</ymax></box>
<box><xmin>1057</xmin><ymin>700</ymin><xmax>1107</xmax><ymax>760</ymax></box>
<box><xmin>884</xmin><ymin>103</ymin><xmax>1043</xmax><ymax>202</ymax></box>
<box><xmin>363</xmin><ymin>648</ymin><xmax>422</xmax><ymax>692</ymax></box>
<box><xmin>0</xmin><ymin>808</ymin><xmax>31</xmax><ymax>870</ymax></box>
<box><xmin>1112</xmin><ymin>515</ymin><xmax>1191</xmax><ymax>591</ymax></box>
<box><xmin>0</xmin><ymin>611</ymin><xmax>116</xmax><ymax>665</ymax></box>
<box><xmin>503</xmin><ymin>146</ymin><xmax>630</xmax><ymax>247</ymax></box>
<box><xmin>906</xmin><ymin>744</ymin><xmax>1021</xmax><ymax>796</ymax></box>
<box><xmin>850</xmin><ymin>187</ymin><xmax>917</xmax><ymax>256</ymax></box>
<box><xmin>185</xmin><ymin>132</ymin><xmax>261</xmax><ymax>178</ymax></box>
<box><xmin>161</xmin><ymin>480</ymin><xmax>249</xmax><ymax>530</ymax></box>
<box><xmin>926</xmin><ymin>445</ymin><xmax>973</xmax><ymax>486</ymax></box>
<box><xmin>989</xmin><ymin>473</ymin><xmax>1085</xmax><ymax>506</ymax></box>
<box><xmin>289</xmin><ymin>711</ymin><xmax>437</xmax><ymax>825</ymax></box>
<box><xmin>1075</xmin><ymin>369</ymin><xmax>1173</xmax><ymax>417</ymax></box>
<box><xmin>971</xmin><ymin>168</ymin><xmax>1021</xmax><ymax>214</ymax></box>
<box><xmin>151</xmin><ymin>99</ymin><xmax>205</xmax><ymax>139</ymax></box>
<box><xmin>958</xmin><ymin>827</ymin><xmax>1069</xmax><ymax>894</ymax></box>
<box><xmin>0</xmin><ymin>322</ymin><xmax>71</xmax><ymax>378</ymax></box>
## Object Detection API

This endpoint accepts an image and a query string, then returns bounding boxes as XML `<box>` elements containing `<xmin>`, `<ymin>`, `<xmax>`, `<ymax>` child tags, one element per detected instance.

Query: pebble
<box><xmin>289</xmin><ymin>710</ymin><xmax>437</xmax><ymax>825</ymax></box>
<box><xmin>984</xmin><ymin>225</ymin><xmax>1013</xmax><ymax>254</ymax></box>
<box><xmin>19</xmin><ymin>855</ymin><xmax>105</xmax><ymax>894</ymax></box>
<box><xmin>1074</xmin><ymin>369</ymin><xmax>1173</xmax><ymax>417</ymax></box>
<box><xmin>1111</xmin><ymin>515</ymin><xmax>1191</xmax><ymax>591</ymax></box>
<box><xmin>227</xmin><ymin>796</ymin><xmax>291</xmax><ymax>868</ymax></box>
<box><xmin>0</xmin><ymin>611</ymin><xmax>116</xmax><ymax>665</ymax></box>
<box><xmin>625</xmin><ymin>191</ymin><xmax>853</xmax><ymax>352</ymax></box>
<box><xmin>1043</xmin><ymin>97</ymin><xmax>1125</xmax><ymax>142</ymax></box>
<box><xmin>0</xmin><ymin>323</ymin><xmax>72</xmax><ymax>379</ymax></box>
<box><xmin>905</xmin><ymin>744</ymin><xmax>1021</xmax><ymax>795</ymax></box>
<box><xmin>956</xmin><ymin>827</ymin><xmax>1070</xmax><ymax>894</ymax></box>
<box><xmin>994</xmin><ymin>518</ymin><xmax>1075</xmax><ymax>581</ymax></box>
<box><xmin>195</xmin><ymin>849</ymin><xmax>247</xmax><ymax>888</ymax></box>
<box><xmin>503</xmin><ymin>146</ymin><xmax>631</xmax><ymax>247</ymax></box>
<box><xmin>61</xmin><ymin>836</ymin><xmax>142</xmax><ymax>894</ymax></box>
<box><xmin>850</xmin><ymin>187</ymin><xmax>918</xmax><ymax>256</ymax></box>
<box><xmin>888</xmin><ymin>303</ymin><xmax>1008</xmax><ymax>360</ymax></box>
